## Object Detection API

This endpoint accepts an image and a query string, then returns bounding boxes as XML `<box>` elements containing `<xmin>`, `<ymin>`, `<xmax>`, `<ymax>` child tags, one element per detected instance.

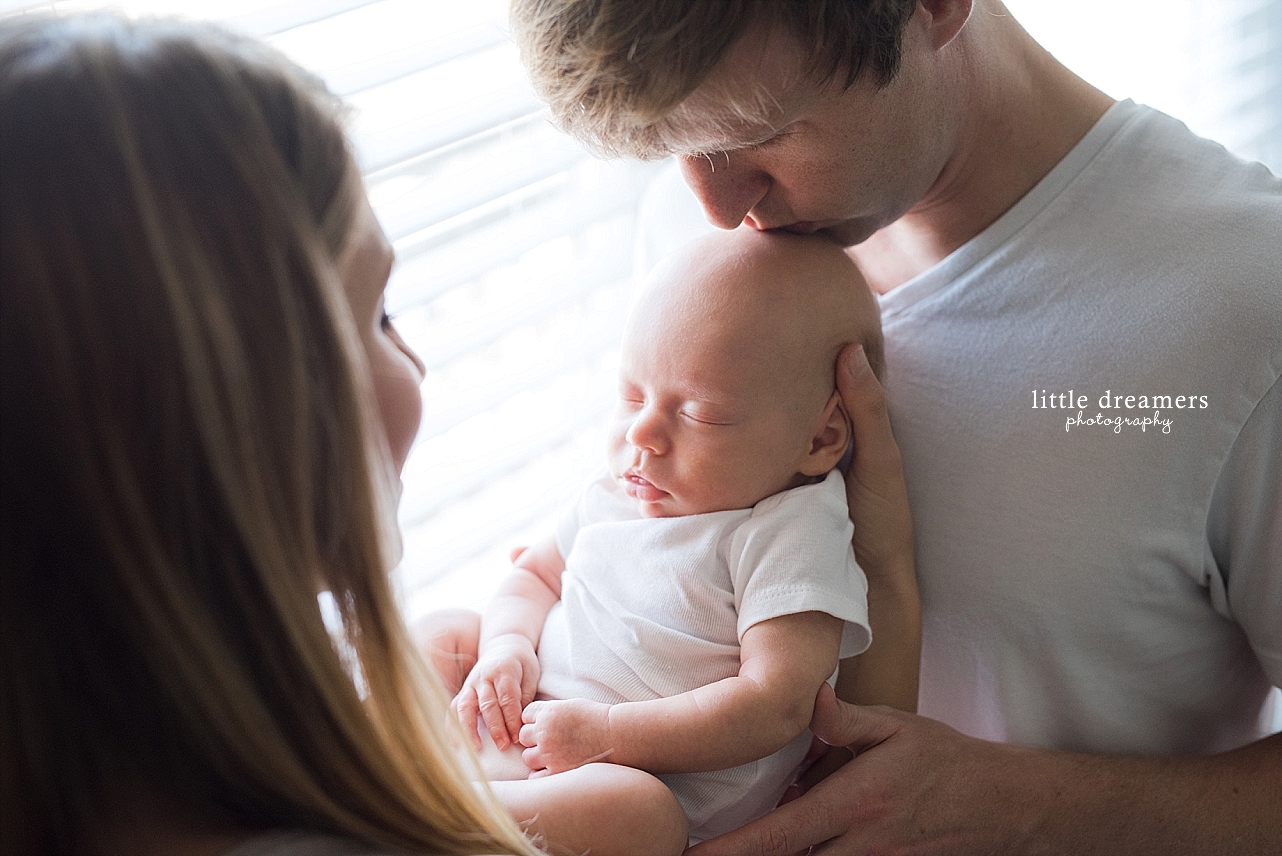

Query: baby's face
<box><xmin>607</xmin><ymin>304</ymin><xmax>817</xmax><ymax>518</ymax></box>
<box><xmin>607</xmin><ymin>229</ymin><xmax>876</xmax><ymax>518</ymax></box>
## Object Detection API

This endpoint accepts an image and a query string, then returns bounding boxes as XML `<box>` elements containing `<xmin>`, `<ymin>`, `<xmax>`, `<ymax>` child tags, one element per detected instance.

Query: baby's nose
<box><xmin>625</xmin><ymin>407</ymin><xmax>668</xmax><ymax>454</ymax></box>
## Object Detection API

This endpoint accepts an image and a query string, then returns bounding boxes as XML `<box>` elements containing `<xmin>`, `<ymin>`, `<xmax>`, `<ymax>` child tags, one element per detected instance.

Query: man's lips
<box><xmin>778</xmin><ymin>220</ymin><xmax>824</xmax><ymax>234</ymax></box>
<box><xmin>745</xmin><ymin>215</ymin><xmax>835</xmax><ymax>235</ymax></box>
<box><xmin>622</xmin><ymin>471</ymin><xmax>669</xmax><ymax>502</ymax></box>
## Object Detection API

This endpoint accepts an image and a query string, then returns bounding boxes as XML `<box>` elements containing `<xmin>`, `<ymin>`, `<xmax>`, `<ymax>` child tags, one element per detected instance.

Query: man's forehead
<box><xmin>659</xmin><ymin>19</ymin><xmax>815</xmax><ymax>155</ymax></box>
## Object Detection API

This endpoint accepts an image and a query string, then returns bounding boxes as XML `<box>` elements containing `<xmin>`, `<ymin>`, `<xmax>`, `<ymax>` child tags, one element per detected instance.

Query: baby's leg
<box><xmin>490</xmin><ymin>763</ymin><xmax>688</xmax><ymax>856</ymax></box>
<box><xmin>415</xmin><ymin>610</ymin><xmax>686</xmax><ymax>854</ymax></box>
<box><xmin>411</xmin><ymin>607</ymin><xmax>480</xmax><ymax>695</ymax></box>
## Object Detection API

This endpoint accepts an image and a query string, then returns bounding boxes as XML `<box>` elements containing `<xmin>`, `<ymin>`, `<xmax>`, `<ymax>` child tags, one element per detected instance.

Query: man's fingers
<box><xmin>686</xmin><ymin>781</ymin><xmax>847</xmax><ymax>856</ymax></box>
<box><xmin>837</xmin><ymin>344</ymin><xmax>901</xmax><ymax>477</ymax></box>
<box><xmin>810</xmin><ymin>683</ymin><xmax>900</xmax><ymax>753</ymax></box>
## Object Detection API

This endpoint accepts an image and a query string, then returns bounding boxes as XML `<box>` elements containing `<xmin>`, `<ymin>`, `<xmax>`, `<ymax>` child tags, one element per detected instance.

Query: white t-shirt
<box><xmin>881</xmin><ymin>99</ymin><xmax>1281</xmax><ymax>753</ymax></box>
<box><xmin>537</xmin><ymin>469</ymin><xmax>871</xmax><ymax>841</ymax></box>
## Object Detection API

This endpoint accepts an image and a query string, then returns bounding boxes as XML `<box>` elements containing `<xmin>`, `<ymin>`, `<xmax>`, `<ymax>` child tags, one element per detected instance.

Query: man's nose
<box><xmin>678</xmin><ymin>152</ymin><xmax>771</xmax><ymax>230</ymax></box>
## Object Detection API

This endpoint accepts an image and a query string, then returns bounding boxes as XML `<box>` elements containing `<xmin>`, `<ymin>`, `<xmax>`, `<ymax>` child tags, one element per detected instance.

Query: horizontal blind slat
<box><xmin>374</xmin><ymin>136</ymin><xmax>586</xmax><ymax>243</ymax></box>
<box><xmin>355</xmin><ymin>91</ymin><xmax>541</xmax><ymax>172</ymax></box>
<box><xmin>323</xmin><ymin>23</ymin><xmax>506</xmax><ymax>96</ymax></box>
<box><xmin>414</xmin><ymin>282</ymin><xmax>628</xmax><ymax>439</ymax></box>
<box><xmin>227</xmin><ymin>0</ymin><xmax>381</xmax><ymax>37</ymax></box>
<box><xmin>386</xmin><ymin>181</ymin><xmax>639</xmax><ymax>314</ymax></box>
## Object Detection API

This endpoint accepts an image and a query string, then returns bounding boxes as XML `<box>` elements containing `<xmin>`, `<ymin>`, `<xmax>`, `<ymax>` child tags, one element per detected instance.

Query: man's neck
<box><xmin>850</xmin><ymin>5</ymin><xmax>1113</xmax><ymax>295</ymax></box>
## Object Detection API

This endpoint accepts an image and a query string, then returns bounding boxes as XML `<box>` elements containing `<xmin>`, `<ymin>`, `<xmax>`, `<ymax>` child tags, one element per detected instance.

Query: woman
<box><xmin>0</xmin><ymin>14</ymin><xmax>538</xmax><ymax>855</ymax></box>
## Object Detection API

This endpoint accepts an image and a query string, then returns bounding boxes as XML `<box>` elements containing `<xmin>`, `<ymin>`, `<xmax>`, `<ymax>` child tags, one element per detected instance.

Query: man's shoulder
<box><xmin>1032</xmin><ymin>103</ymin><xmax>1282</xmax><ymax>325</ymax></box>
<box><xmin>1095</xmin><ymin>104</ymin><xmax>1281</xmax><ymax>240</ymax></box>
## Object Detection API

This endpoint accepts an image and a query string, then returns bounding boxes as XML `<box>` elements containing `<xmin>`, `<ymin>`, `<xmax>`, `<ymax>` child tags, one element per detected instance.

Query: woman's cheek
<box><xmin>372</xmin><ymin>348</ymin><xmax>424</xmax><ymax>474</ymax></box>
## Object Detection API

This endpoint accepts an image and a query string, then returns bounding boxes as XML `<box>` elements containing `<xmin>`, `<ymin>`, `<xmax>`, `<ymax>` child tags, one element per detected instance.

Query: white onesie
<box><xmin>537</xmin><ymin>469</ymin><xmax>871</xmax><ymax>841</ymax></box>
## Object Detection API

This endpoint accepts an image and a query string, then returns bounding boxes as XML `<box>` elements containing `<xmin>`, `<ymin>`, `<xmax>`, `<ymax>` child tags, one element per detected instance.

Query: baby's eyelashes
<box><xmin>678</xmin><ymin>407</ymin><xmax>736</xmax><ymax>427</ymax></box>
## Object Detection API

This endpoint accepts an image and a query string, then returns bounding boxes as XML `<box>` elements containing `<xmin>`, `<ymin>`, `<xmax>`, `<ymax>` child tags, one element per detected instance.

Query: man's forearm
<box><xmin>690</xmin><ymin>700</ymin><xmax>1282</xmax><ymax>856</ymax></box>
<box><xmin>1018</xmin><ymin>732</ymin><xmax>1282</xmax><ymax>855</ymax></box>
<box><xmin>835</xmin><ymin>558</ymin><xmax>920</xmax><ymax>712</ymax></box>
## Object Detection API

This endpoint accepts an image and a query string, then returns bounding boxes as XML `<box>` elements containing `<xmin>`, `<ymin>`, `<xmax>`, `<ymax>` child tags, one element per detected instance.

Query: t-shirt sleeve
<box><xmin>1205</xmin><ymin>372</ymin><xmax>1282</xmax><ymax>688</ymax></box>
<box><xmin>728</xmin><ymin>471</ymin><xmax>871</xmax><ymax>658</ymax></box>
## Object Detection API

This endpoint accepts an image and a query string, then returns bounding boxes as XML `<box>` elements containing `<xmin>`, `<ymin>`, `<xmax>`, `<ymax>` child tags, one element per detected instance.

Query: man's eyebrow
<box><xmin>674</xmin><ymin>125</ymin><xmax>783</xmax><ymax>158</ymax></box>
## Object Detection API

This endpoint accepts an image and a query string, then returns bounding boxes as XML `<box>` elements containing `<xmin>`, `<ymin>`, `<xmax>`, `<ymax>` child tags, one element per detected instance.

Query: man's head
<box><xmin>512</xmin><ymin>0</ymin><xmax>975</xmax><ymax>246</ymax></box>
<box><xmin>609</xmin><ymin>229</ymin><xmax>883</xmax><ymax>518</ymax></box>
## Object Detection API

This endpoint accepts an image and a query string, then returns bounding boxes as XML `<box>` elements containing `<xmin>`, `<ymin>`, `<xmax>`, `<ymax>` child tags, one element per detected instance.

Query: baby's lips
<box><xmin>623</xmin><ymin>471</ymin><xmax>669</xmax><ymax>502</ymax></box>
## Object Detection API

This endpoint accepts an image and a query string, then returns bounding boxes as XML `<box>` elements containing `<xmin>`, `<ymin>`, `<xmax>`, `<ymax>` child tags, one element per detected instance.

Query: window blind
<box><xmin>8</xmin><ymin>0</ymin><xmax>659</xmax><ymax>615</ymax></box>
<box><xmin>1005</xmin><ymin>0</ymin><xmax>1282</xmax><ymax>174</ymax></box>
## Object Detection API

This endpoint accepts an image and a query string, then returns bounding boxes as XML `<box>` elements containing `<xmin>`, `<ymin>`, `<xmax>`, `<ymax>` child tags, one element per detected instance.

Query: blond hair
<box><xmin>510</xmin><ymin>0</ymin><xmax>917</xmax><ymax>159</ymax></box>
<box><xmin>0</xmin><ymin>15</ymin><xmax>536</xmax><ymax>856</ymax></box>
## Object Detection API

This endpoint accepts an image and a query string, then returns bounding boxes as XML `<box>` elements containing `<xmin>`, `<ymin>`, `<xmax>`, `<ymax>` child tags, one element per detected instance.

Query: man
<box><xmin>510</xmin><ymin>0</ymin><xmax>1282</xmax><ymax>853</ymax></box>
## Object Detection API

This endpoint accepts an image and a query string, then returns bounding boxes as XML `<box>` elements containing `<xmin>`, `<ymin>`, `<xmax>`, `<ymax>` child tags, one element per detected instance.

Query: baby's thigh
<box><xmin>491</xmin><ymin>763</ymin><xmax>688</xmax><ymax>856</ymax></box>
<box><xmin>410</xmin><ymin>607</ymin><xmax>480</xmax><ymax>695</ymax></box>
<box><xmin>477</xmin><ymin>723</ymin><xmax>532</xmax><ymax>781</ymax></box>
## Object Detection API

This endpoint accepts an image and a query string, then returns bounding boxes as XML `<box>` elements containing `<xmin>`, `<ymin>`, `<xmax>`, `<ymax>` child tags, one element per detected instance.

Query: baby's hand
<box><xmin>451</xmin><ymin>633</ymin><xmax>539</xmax><ymax>751</ymax></box>
<box><xmin>519</xmin><ymin>698</ymin><xmax>613</xmax><ymax>775</ymax></box>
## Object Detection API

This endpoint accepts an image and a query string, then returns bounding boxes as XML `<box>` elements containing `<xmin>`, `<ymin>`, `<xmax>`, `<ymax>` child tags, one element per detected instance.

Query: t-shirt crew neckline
<box><xmin>877</xmin><ymin>98</ymin><xmax>1139</xmax><ymax>320</ymax></box>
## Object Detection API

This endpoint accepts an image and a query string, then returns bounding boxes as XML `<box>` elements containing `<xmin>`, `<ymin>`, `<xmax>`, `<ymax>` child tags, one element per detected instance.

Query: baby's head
<box><xmin>610</xmin><ymin>228</ymin><xmax>883</xmax><ymax>517</ymax></box>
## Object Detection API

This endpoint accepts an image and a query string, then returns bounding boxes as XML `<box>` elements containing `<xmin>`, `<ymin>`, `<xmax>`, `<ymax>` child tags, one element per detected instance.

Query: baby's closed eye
<box><xmin>679</xmin><ymin>407</ymin><xmax>737</xmax><ymax>427</ymax></box>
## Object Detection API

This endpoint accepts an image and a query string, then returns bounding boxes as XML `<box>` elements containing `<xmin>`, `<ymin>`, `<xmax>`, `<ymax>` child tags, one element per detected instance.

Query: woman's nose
<box><xmin>625</xmin><ymin>405</ymin><xmax>668</xmax><ymax>454</ymax></box>
<box><xmin>677</xmin><ymin>152</ymin><xmax>771</xmax><ymax>231</ymax></box>
<box><xmin>401</xmin><ymin>340</ymin><xmax>426</xmax><ymax>381</ymax></box>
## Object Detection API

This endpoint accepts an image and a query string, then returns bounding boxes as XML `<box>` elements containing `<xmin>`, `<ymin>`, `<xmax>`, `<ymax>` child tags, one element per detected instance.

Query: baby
<box><xmin>424</xmin><ymin>228</ymin><xmax>912</xmax><ymax>855</ymax></box>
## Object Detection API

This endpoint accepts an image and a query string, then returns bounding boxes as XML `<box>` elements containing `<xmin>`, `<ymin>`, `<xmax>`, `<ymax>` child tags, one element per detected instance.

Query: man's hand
<box><xmin>519</xmin><ymin>697</ymin><xmax>613</xmax><ymax>775</ymax></box>
<box><xmin>451</xmin><ymin>632</ymin><xmax>540</xmax><ymax>751</ymax></box>
<box><xmin>834</xmin><ymin>343</ymin><xmax>921</xmax><ymax>713</ymax></box>
<box><xmin>837</xmin><ymin>343</ymin><xmax>914</xmax><ymax>584</ymax></box>
<box><xmin>686</xmin><ymin>683</ymin><xmax>1026</xmax><ymax>856</ymax></box>
<box><xmin>688</xmin><ymin>684</ymin><xmax>1282</xmax><ymax>856</ymax></box>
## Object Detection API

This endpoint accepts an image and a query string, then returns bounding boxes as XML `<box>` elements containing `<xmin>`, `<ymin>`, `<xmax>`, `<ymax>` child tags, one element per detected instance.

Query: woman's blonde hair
<box><xmin>0</xmin><ymin>14</ymin><xmax>536</xmax><ymax>856</ymax></box>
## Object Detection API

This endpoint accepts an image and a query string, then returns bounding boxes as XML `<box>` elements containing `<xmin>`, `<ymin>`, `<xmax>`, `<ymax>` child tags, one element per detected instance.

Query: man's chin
<box><xmin>768</xmin><ymin>218</ymin><xmax>880</xmax><ymax>248</ymax></box>
<box><xmin>816</xmin><ymin>219</ymin><xmax>881</xmax><ymax>248</ymax></box>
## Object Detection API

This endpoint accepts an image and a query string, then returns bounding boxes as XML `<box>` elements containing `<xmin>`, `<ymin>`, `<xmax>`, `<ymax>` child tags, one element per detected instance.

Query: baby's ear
<box><xmin>800</xmin><ymin>390</ymin><xmax>851</xmax><ymax>477</ymax></box>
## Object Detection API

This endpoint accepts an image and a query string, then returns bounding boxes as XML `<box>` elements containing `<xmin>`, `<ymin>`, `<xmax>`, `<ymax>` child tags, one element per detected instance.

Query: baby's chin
<box><xmin>629</xmin><ymin>493</ymin><xmax>746</xmax><ymax>519</ymax></box>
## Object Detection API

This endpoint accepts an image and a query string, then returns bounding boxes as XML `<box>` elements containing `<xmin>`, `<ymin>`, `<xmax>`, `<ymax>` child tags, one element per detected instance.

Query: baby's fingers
<box><xmin>475</xmin><ymin>680</ymin><xmax>512</xmax><ymax>750</ymax></box>
<box><xmin>451</xmin><ymin>687</ymin><xmax>482</xmax><ymax>750</ymax></box>
<box><xmin>521</xmin><ymin>744</ymin><xmax>547</xmax><ymax>774</ymax></box>
<box><xmin>494</xmin><ymin>671</ymin><xmax>525</xmax><ymax>745</ymax></box>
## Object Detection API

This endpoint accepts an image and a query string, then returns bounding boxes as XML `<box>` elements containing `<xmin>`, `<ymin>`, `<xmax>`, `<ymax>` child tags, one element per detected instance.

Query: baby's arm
<box><xmin>452</xmin><ymin>535</ymin><xmax>563</xmax><ymax>750</ymax></box>
<box><xmin>519</xmin><ymin>610</ymin><xmax>842</xmax><ymax>775</ymax></box>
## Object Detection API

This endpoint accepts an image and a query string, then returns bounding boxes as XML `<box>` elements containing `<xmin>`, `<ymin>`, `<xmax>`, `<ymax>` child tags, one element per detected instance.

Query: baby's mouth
<box><xmin>622</xmin><ymin>470</ymin><xmax>669</xmax><ymax>503</ymax></box>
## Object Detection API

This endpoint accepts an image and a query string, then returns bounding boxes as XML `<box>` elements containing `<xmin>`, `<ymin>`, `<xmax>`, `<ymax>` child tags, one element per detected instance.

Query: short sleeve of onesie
<box><xmin>729</xmin><ymin>470</ymin><xmax>871</xmax><ymax>659</ymax></box>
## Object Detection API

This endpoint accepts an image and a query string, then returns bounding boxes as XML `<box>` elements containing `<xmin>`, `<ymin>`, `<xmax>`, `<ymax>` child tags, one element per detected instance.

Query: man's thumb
<box><xmin>810</xmin><ymin>683</ymin><xmax>899</xmax><ymax>752</ymax></box>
